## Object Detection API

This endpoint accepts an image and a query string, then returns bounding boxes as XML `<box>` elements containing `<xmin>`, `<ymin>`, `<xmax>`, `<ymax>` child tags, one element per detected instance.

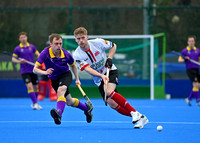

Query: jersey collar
<box><xmin>49</xmin><ymin>47</ymin><xmax>65</xmax><ymax>58</ymax></box>
<box><xmin>84</xmin><ymin>48</ymin><xmax>90</xmax><ymax>52</ymax></box>
<box><xmin>186</xmin><ymin>46</ymin><xmax>197</xmax><ymax>51</ymax></box>
<box><xmin>19</xmin><ymin>42</ymin><xmax>30</xmax><ymax>48</ymax></box>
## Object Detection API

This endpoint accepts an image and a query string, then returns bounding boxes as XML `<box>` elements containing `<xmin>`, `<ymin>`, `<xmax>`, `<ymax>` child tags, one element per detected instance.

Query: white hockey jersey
<box><xmin>73</xmin><ymin>38</ymin><xmax>117</xmax><ymax>86</ymax></box>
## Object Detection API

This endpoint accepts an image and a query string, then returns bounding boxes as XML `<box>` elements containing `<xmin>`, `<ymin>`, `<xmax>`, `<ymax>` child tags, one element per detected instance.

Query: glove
<box><xmin>105</xmin><ymin>58</ymin><xmax>112</xmax><ymax>68</ymax></box>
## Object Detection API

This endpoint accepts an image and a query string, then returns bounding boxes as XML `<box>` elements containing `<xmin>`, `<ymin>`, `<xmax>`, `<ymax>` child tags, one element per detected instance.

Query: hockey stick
<box><xmin>172</xmin><ymin>51</ymin><xmax>200</xmax><ymax>66</ymax></box>
<box><xmin>3</xmin><ymin>51</ymin><xmax>35</xmax><ymax>66</ymax></box>
<box><xmin>104</xmin><ymin>68</ymin><xmax>110</xmax><ymax>106</ymax></box>
<box><xmin>77</xmin><ymin>84</ymin><xmax>93</xmax><ymax>112</ymax></box>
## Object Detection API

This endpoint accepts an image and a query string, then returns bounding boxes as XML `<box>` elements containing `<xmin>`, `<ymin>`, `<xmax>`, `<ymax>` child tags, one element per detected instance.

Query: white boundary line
<box><xmin>0</xmin><ymin>121</ymin><xmax>200</xmax><ymax>125</ymax></box>
<box><xmin>0</xmin><ymin>105</ymin><xmax>194</xmax><ymax>108</ymax></box>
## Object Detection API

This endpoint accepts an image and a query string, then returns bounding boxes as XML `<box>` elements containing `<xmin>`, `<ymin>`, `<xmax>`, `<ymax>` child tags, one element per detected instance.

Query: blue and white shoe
<box><xmin>185</xmin><ymin>98</ymin><xmax>192</xmax><ymax>106</ymax></box>
<box><xmin>31</xmin><ymin>103</ymin><xmax>42</xmax><ymax>110</ymax></box>
<box><xmin>196</xmin><ymin>101</ymin><xmax>200</xmax><ymax>107</ymax></box>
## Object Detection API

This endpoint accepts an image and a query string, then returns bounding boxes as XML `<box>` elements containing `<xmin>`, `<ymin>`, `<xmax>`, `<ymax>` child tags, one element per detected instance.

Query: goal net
<box><xmin>62</xmin><ymin>35</ymin><xmax>166</xmax><ymax>100</ymax></box>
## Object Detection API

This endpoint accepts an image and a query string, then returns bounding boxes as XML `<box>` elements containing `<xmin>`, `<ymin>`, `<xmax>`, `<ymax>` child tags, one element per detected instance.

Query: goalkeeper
<box><xmin>73</xmin><ymin>27</ymin><xmax>148</xmax><ymax>128</ymax></box>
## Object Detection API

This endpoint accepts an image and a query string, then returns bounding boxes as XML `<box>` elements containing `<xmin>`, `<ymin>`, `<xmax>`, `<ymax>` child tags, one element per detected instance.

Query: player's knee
<box><xmin>57</xmin><ymin>85</ymin><xmax>67</xmax><ymax>95</ymax></box>
<box><xmin>26</xmin><ymin>83</ymin><xmax>33</xmax><ymax>90</ymax></box>
<box><xmin>193</xmin><ymin>84</ymin><xmax>199</xmax><ymax>89</ymax></box>
<box><xmin>27</xmin><ymin>86</ymin><xmax>33</xmax><ymax>91</ymax></box>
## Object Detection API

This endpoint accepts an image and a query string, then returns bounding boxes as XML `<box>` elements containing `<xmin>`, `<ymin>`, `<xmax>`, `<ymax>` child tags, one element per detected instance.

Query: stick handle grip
<box><xmin>77</xmin><ymin>84</ymin><xmax>86</xmax><ymax>96</ymax></box>
<box><xmin>104</xmin><ymin>68</ymin><xmax>110</xmax><ymax>106</ymax></box>
<box><xmin>26</xmin><ymin>61</ymin><xmax>35</xmax><ymax>66</ymax></box>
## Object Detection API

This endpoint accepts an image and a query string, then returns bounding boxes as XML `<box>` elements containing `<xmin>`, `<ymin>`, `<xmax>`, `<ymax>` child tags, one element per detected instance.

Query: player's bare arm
<box><xmin>178</xmin><ymin>56</ymin><xmax>190</xmax><ymax>63</ymax></box>
<box><xmin>178</xmin><ymin>56</ymin><xmax>184</xmax><ymax>62</ymax></box>
<box><xmin>33</xmin><ymin>64</ymin><xmax>54</xmax><ymax>75</ymax></box>
<box><xmin>84</xmin><ymin>66</ymin><xmax>109</xmax><ymax>83</ymax></box>
<box><xmin>108</xmin><ymin>43</ymin><xmax>117</xmax><ymax>59</ymax></box>
<box><xmin>71</xmin><ymin>64</ymin><xmax>81</xmax><ymax>85</ymax></box>
<box><xmin>105</xmin><ymin>43</ymin><xmax>117</xmax><ymax>69</ymax></box>
<box><xmin>12</xmin><ymin>57</ymin><xmax>27</xmax><ymax>64</ymax></box>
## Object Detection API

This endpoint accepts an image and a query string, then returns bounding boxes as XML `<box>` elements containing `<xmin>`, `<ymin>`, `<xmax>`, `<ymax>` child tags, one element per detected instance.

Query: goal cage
<box><xmin>62</xmin><ymin>34</ymin><xmax>166</xmax><ymax>100</ymax></box>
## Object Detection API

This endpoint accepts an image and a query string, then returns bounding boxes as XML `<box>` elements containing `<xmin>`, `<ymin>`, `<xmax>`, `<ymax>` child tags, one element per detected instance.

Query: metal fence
<box><xmin>1</xmin><ymin>6</ymin><xmax>200</xmax><ymax>55</ymax></box>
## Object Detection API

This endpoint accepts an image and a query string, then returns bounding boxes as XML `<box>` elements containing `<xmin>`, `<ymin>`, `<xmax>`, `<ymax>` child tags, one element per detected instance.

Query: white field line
<box><xmin>0</xmin><ymin>121</ymin><xmax>200</xmax><ymax>125</ymax></box>
<box><xmin>0</xmin><ymin>105</ymin><xmax>193</xmax><ymax>108</ymax></box>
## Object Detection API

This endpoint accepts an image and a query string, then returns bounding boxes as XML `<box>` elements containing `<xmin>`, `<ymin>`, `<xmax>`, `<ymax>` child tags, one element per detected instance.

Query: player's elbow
<box><xmin>33</xmin><ymin>68</ymin><xmax>36</xmax><ymax>74</ymax></box>
<box><xmin>112</xmin><ymin>43</ymin><xmax>117</xmax><ymax>50</ymax></box>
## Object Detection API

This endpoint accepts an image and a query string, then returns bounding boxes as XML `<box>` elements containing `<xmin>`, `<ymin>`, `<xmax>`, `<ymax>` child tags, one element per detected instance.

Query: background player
<box><xmin>73</xmin><ymin>27</ymin><xmax>148</xmax><ymax>128</ymax></box>
<box><xmin>12</xmin><ymin>32</ymin><xmax>42</xmax><ymax>110</ymax></box>
<box><xmin>178</xmin><ymin>35</ymin><xmax>200</xmax><ymax>106</ymax></box>
<box><xmin>33</xmin><ymin>33</ymin><xmax>92</xmax><ymax>125</ymax></box>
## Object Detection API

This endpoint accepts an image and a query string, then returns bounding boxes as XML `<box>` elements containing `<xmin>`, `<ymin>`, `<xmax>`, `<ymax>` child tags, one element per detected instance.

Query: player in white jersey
<box><xmin>73</xmin><ymin>38</ymin><xmax>117</xmax><ymax>86</ymax></box>
<box><xmin>73</xmin><ymin>27</ymin><xmax>148</xmax><ymax>128</ymax></box>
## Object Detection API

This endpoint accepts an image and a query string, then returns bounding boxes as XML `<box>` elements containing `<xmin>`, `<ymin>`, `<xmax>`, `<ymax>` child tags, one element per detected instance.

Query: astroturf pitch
<box><xmin>0</xmin><ymin>98</ymin><xmax>199</xmax><ymax>143</ymax></box>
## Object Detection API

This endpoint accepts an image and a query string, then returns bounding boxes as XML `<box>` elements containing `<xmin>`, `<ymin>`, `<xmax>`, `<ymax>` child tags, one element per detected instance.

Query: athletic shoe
<box><xmin>84</xmin><ymin>103</ymin><xmax>93</xmax><ymax>123</ymax></box>
<box><xmin>196</xmin><ymin>101</ymin><xmax>200</xmax><ymax>107</ymax></box>
<box><xmin>50</xmin><ymin>108</ymin><xmax>61</xmax><ymax>125</ymax></box>
<box><xmin>31</xmin><ymin>103</ymin><xmax>42</xmax><ymax>110</ymax></box>
<box><xmin>134</xmin><ymin>115</ymin><xmax>149</xmax><ymax>129</ymax></box>
<box><xmin>185</xmin><ymin>98</ymin><xmax>191</xmax><ymax>106</ymax></box>
<box><xmin>130</xmin><ymin>111</ymin><xmax>142</xmax><ymax>124</ymax></box>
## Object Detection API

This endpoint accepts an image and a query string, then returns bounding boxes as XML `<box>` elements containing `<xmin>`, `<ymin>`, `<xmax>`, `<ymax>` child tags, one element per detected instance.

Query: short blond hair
<box><xmin>49</xmin><ymin>33</ymin><xmax>62</xmax><ymax>43</ymax></box>
<box><xmin>74</xmin><ymin>27</ymin><xmax>88</xmax><ymax>36</ymax></box>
